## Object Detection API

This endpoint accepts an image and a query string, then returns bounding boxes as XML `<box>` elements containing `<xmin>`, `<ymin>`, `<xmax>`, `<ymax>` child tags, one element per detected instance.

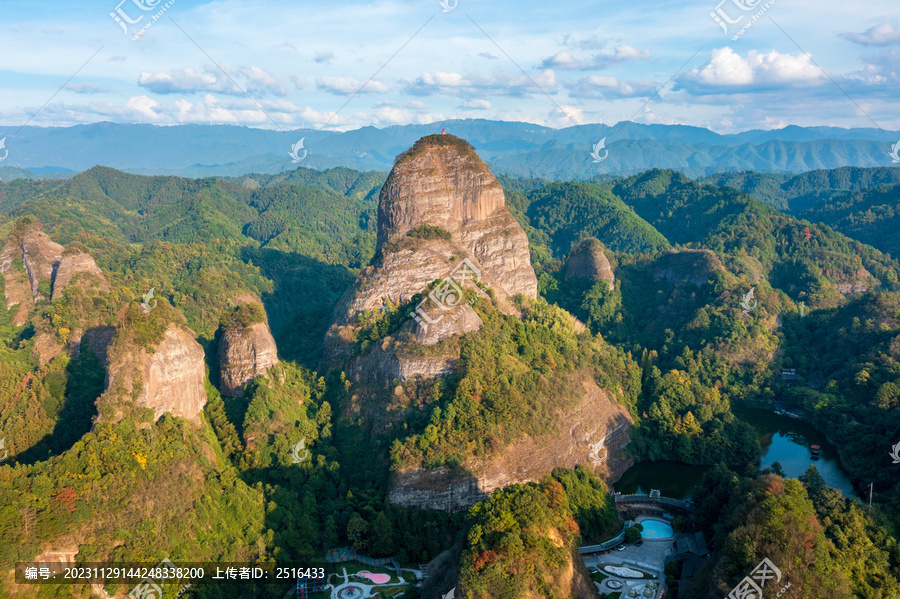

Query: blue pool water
<box><xmin>640</xmin><ymin>519</ymin><xmax>674</xmax><ymax>539</ymax></box>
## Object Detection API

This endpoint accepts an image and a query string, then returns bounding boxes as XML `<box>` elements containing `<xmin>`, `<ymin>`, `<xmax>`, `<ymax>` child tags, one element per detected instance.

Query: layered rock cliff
<box><xmin>376</xmin><ymin>136</ymin><xmax>537</xmax><ymax>300</ymax></box>
<box><xmin>21</xmin><ymin>229</ymin><xmax>63</xmax><ymax>300</ymax></box>
<box><xmin>329</xmin><ymin>134</ymin><xmax>538</xmax><ymax>363</ymax></box>
<box><xmin>0</xmin><ymin>238</ymin><xmax>34</xmax><ymax>326</ymax></box>
<box><xmin>389</xmin><ymin>379</ymin><xmax>634</xmax><ymax>511</ymax></box>
<box><xmin>51</xmin><ymin>249</ymin><xmax>110</xmax><ymax>301</ymax></box>
<box><xmin>565</xmin><ymin>237</ymin><xmax>615</xmax><ymax>287</ymax></box>
<box><xmin>0</xmin><ymin>227</ymin><xmax>113</xmax><ymax>365</ymax></box>
<box><xmin>104</xmin><ymin>324</ymin><xmax>207</xmax><ymax>424</ymax></box>
<box><xmin>0</xmin><ymin>226</ymin><xmax>110</xmax><ymax>326</ymax></box>
<box><xmin>218</xmin><ymin>302</ymin><xmax>279</xmax><ymax>397</ymax></box>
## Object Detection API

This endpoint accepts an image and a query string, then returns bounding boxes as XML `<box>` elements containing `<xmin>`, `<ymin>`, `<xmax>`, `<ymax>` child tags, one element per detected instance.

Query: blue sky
<box><xmin>1</xmin><ymin>0</ymin><xmax>898</xmax><ymax>132</ymax></box>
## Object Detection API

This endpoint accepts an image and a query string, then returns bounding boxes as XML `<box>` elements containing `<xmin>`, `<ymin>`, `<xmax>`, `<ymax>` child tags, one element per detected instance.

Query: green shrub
<box><xmin>406</xmin><ymin>223</ymin><xmax>452</xmax><ymax>241</ymax></box>
<box><xmin>37</xmin><ymin>278</ymin><xmax>51</xmax><ymax>297</ymax></box>
<box><xmin>220</xmin><ymin>302</ymin><xmax>267</xmax><ymax>329</ymax></box>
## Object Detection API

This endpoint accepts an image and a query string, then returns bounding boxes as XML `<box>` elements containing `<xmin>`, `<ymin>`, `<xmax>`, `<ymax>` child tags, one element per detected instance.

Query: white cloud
<box><xmin>540</xmin><ymin>106</ymin><xmax>585</xmax><ymax>128</ymax></box>
<box><xmin>14</xmin><ymin>94</ymin><xmax>363</xmax><ymax>129</ymax></box>
<box><xmin>690</xmin><ymin>47</ymin><xmax>825</xmax><ymax>87</ymax></box>
<box><xmin>566</xmin><ymin>75</ymin><xmax>655</xmax><ymax>99</ymax></box>
<box><xmin>138</xmin><ymin>67</ymin><xmax>229</xmax><ymax>95</ymax></box>
<box><xmin>403</xmin><ymin>69</ymin><xmax>557</xmax><ymax>97</ymax></box>
<box><xmin>561</xmin><ymin>34</ymin><xmax>608</xmax><ymax>51</ymax></box>
<box><xmin>316</xmin><ymin>77</ymin><xmax>389</xmax><ymax>94</ymax></box>
<box><xmin>843</xmin><ymin>23</ymin><xmax>900</xmax><ymax>46</ymax></box>
<box><xmin>540</xmin><ymin>51</ymin><xmax>580</xmax><ymax>69</ymax></box>
<box><xmin>238</xmin><ymin>66</ymin><xmax>288</xmax><ymax>96</ymax></box>
<box><xmin>539</xmin><ymin>44</ymin><xmax>650</xmax><ymax>70</ymax></box>
<box><xmin>372</xmin><ymin>106</ymin><xmax>444</xmax><ymax>125</ymax></box>
<box><xmin>138</xmin><ymin>65</ymin><xmax>288</xmax><ymax>97</ymax></box>
<box><xmin>462</xmin><ymin>99</ymin><xmax>492</xmax><ymax>109</ymax></box>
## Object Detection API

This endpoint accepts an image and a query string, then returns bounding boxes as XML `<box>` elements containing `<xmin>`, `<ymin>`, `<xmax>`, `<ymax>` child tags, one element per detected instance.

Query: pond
<box><xmin>736</xmin><ymin>407</ymin><xmax>859</xmax><ymax>499</ymax></box>
<box><xmin>614</xmin><ymin>461</ymin><xmax>710</xmax><ymax>500</ymax></box>
<box><xmin>615</xmin><ymin>407</ymin><xmax>859</xmax><ymax>500</ymax></box>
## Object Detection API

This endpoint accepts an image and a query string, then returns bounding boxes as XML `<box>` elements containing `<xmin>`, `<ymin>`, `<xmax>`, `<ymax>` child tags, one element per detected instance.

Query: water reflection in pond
<box><xmin>615</xmin><ymin>407</ymin><xmax>859</xmax><ymax>500</ymax></box>
<box><xmin>736</xmin><ymin>407</ymin><xmax>858</xmax><ymax>499</ymax></box>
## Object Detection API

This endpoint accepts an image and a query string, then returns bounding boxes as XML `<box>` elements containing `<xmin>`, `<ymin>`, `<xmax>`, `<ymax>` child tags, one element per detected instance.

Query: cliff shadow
<box><xmin>239</xmin><ymin>246</ymin><xmax>356</xmax><ymax>368</ymax></box>
<box><xmin>14</xmin><ymin>335</ymin><xmax>106</xmax><ymax>464</ymax></box>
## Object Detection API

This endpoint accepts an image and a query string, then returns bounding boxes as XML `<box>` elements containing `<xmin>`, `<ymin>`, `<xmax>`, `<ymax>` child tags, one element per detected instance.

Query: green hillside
<box><xmin>802</xmin><ymin>183</ymin><xmax>900</xmax><ymax>258</ymax></box>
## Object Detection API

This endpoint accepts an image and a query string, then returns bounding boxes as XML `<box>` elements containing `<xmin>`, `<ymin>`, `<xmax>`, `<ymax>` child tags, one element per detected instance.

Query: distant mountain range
<box><xmin>0</xmin><ymin>119</ymin><xmax>898</xmax><ymax>180</ymax></box>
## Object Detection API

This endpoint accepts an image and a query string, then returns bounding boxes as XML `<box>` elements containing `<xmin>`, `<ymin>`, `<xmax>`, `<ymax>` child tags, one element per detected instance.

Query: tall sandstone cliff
<box><xmin>0</xmin><ymin>238</ymin><xmax>34</xmax><ymax>325</ymax></box>
<box><xmin>104</xmin><ymin>324</ymin><xmax>207</xmax><ymax>425</ymax></box>
<box><xmin>218</xmin><ymin>307</ymin><xmax>279</xmax><ymax>397</ymax></box>
<box><xmin>21</xmin><ymin>229</ymin><xmax>63</xmax><ymax>300</ymax></box>
<box><xmin>329</xmin><ymin>134</ymin><xmax>537</xmax><ymax>364</ymax></box>
<box><xmin>1</xmin><ymin>227</ymin><xmax>110</xmax><ymax>322</ymax></box>
<box><xmin>52</xmin><ymin>249</ymin><xmax>110</xmax><ymax>301</ymax></box>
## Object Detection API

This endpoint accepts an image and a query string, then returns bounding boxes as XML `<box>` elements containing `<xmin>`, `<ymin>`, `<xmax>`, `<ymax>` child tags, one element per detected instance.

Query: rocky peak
<box><xmin>330</xmin><ymin>135</ymin><xmax>537</xmax><ymax>358</ymax></box>
<box><xmin>52</xmin><ymin>248</ymin><xmax>110</xmax><ymax>301</ymax></box>
<box><xmin>218</xmin><ymin>302</ymin><xmax>279</xmax><ymax>397</ymax></box>
<box><xmin>1</xmin><ymin>226</ymin><xmax>109</xmax><ymax>314</ymax></box>
<box><xmin>21</xmin><ymin>229</ymin><xmax>63</xmax><ymax>300</ymax></box>
<box><xmin>564</xmin><ymin>238</ymin><xmax>615</xmax><ymax>286</ymax></box>
<box><xmin>376</xmin><ymin>135</ymin><xmax>505</xmax><ymax>249</ymax></box>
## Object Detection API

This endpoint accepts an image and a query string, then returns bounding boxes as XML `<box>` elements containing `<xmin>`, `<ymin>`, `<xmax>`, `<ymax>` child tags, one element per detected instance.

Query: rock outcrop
<box><xmin>389</xmin><ymin>380</ymin><xmax>634</xmax><ymax>512</ymax></box>
<box><xmin>565</xmin><ymin>237</ymin><xmax>615</xmax><ymax>287</ymax></box>
<box><xmin>329</xmin><ymin>134</ymin><xmax>538</xmax><ymax>359</ymax></box>
<box><xmin>21</xmin><ymin>229</ymin><xmax>63</xmax><ymax>300</ymax></box>
<box><xmin>375</xmin><ymin>137</ymin><xmax>537</xmax><ymax>301</ymax></box>
<box><xmin>52</xmin><ymin>250</ymin><xmax>110</xmax><ymax>301</ymax></box>
<box><xmin>105</xmin><ymin>324</ymin><xmax>207</xmax><ymax>424</ymax></box>
<box><xmin>0</xmin><ymin>227</ymin><xmax>110</xmax><ymax>325</ymax></box>
<box><xmin>33</xmin><ymin>332</ymin><xmax>64</xmax><ymax>366</ymax></box>
<box><xmin>825</xmin><ymin>267</ymin><xmax>873</xmax><ymax>294</ymax></box>
<box><xmin>653</xmin><ymin>249</ymin><xmax>726</xmax><ymax>287</ymax></box>
<box><xmin>2</xmin><ymin>228</ymin><xmax>112</xmax><ymax>364</ymax></box>
<box><xmin>219</xmin><ymin>319</ymin><xmax>279</xmax><ymax>397</ymax></box>
<box><xmin>327</xmin><ymin>135</ymin><xmax>635</xmax><ymax>512</ymax></box>
<box><xmin>346</xmin><ymin>346</ymin><xmax>458</xmax><ymax>385</ymax></box>
<box><xmin>0</xmin><ymin>238</ymin><xmax>34</xmax><ymax>325</ymax></box>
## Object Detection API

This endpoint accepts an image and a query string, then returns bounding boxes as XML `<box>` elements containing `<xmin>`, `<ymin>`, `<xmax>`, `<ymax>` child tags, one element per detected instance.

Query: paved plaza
<box><xmin>581</xmin><ymin>515</ymin><xmax>704</xmax><ymax>598</ymax></box>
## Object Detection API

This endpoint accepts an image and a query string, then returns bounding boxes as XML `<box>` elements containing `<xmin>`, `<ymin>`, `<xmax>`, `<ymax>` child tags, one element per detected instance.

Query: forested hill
<box><xmin>801</xmin><ymin>183</ymin><xmax>900</xmax><ymax>258</ymax></box>
<box><xmin>700</xmin><ymin>166</ymin><xmax>900</xmax><ymax>212</ymax></box>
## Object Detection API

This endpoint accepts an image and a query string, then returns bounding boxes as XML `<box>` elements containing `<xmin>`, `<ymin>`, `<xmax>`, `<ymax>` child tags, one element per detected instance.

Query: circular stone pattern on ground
<box><xmin>607</xmin><ymin>580</ymin><xmax>624</xmax><ymax>590</ymax></box>
<box><xmin>337</xmin><ymin>585</ymin><xmax>365</xmax><ymax>599</ymax></box>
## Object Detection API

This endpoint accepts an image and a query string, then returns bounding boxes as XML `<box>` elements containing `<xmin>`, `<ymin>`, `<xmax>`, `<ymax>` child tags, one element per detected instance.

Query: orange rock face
<box><xmin>330</xmin><ymin>135</ymin><xmax>538</xmax><ymax>359</ymax></box>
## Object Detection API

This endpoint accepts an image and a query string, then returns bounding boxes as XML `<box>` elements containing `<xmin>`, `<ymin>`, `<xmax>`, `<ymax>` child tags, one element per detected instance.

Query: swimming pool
<box><xmin>640</xmin><ymin>519</ymin><xmax>674</xmax><ymax>539</ymax></box>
